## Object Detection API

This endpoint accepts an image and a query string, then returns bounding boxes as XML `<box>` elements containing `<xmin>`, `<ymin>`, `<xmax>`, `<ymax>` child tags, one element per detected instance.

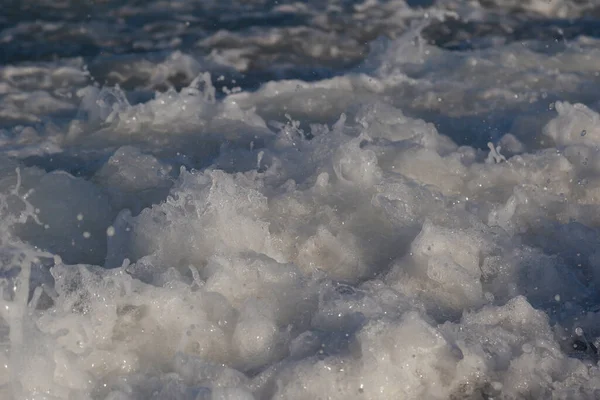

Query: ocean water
<box><xmin>2</xmin><ymin>0</ymin><xmax>600</xmax><ymax>398</ymax></box>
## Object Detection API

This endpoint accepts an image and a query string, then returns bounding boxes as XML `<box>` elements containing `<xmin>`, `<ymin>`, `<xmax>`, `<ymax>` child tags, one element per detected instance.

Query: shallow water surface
<box><xmin>2</xmin><ymin>1</ymin><xmax>600</xmax><ymax>399</ymax></box>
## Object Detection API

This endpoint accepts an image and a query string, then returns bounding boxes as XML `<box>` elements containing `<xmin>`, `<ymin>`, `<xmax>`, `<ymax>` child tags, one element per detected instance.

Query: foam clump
<box><xmin>272</xmin><ymin>297</ymin><xmax>598</xmax><ymax>400</ymax></box>
<box><xmin>93</xmin><ymin>145</ymin><xmax>174</xmax><ymax>214</ymax></box>
<box><xmin>543</xmin><ymin>102</ymin><xmax>600</xmax><ymax>147</ymax></box>
<box><xmin>386</xmin><ymin>221</ymin><xmax>490</xmax><ymax>316</ymax></box>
